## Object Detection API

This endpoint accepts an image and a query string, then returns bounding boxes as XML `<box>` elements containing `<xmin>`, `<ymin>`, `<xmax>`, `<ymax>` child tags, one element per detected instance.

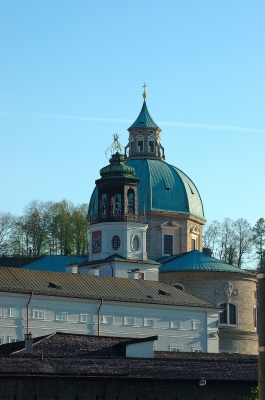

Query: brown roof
<box><xmin>0</xmin><ymin>267</ymin><xmax>217</xmax><ymax>308</ymax></box>
<box><xmin>0</xmin><ymin>332</ymin><xmax>258</xmax><ymax>381</ymax></box>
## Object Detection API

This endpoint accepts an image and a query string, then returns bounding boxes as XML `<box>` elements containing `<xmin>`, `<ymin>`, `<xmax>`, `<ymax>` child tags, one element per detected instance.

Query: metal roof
<box><xmin>88</xmin><ymin>159</ymin><xmax>205</xmax><ymax>219</ymax></box>
<box><xmin>128</xmin><ymin>101</ymin><xmax>161</xmax><ymax>130</ymax></box>
<box><xmin>79</xmin><ymin>253</ymin><xmax>160</xmax><ymax>267</ymax></box>
<box><xmin>159</xmin><ymin>251</ymin><xmax>251</xmax><ymax>274</ymax></box>
<box><xmin>22</xmin><ymin>255</ymin><xmax>87</xmax><ymax>273</ymax></box>
<box><xmin>0</xmin><ymin>267</ymin><xmax>216</xmax><ymax>308</ymax></box>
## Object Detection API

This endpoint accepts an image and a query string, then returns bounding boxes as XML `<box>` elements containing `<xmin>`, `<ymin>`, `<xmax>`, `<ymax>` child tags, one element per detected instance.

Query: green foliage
<box><xmin>244</xmin><ymin>385</ymin><xmax>258</xmax><ymax>400</ymax></box>
<box><xmin>1</xmin><ymin>199</ymin><xmax>89</xmax><ymax>257</ymax></box>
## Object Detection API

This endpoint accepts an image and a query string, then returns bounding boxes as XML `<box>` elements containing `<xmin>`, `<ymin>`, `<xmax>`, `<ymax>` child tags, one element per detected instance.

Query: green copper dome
<box><xmin>100</xmin><ymin>152</ymin><xmax>136</xmax><ymax>179</ymax></box>
<box><xmin>88</xmin><ymin>158</ymin><xmax>205</xmax><ymax>220</ymax></box>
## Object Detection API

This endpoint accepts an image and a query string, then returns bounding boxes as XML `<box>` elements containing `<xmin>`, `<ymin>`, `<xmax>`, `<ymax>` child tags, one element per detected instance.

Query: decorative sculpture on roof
<box><xmin>105</xmin><ymin>134</ymin><xmax>124</xmax><ymax>158</ymax></box>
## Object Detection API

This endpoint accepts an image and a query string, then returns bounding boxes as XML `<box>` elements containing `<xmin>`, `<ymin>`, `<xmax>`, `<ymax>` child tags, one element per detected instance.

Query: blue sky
<box><xmin>0</xmin><ymin>0</ymin><xmax>264</xmax><ymax>227</ymax></box>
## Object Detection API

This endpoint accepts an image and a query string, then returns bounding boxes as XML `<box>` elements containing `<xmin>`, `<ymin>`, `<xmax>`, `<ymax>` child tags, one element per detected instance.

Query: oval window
<box><xmin>132</xmin><ymin>235</ymin><xmax>140</xmax><ymax>251</ymax></box>
<box><xmin>112</xmin><ymin>235</ymin><xmax>121</xmax><ymax>251</ymax></box>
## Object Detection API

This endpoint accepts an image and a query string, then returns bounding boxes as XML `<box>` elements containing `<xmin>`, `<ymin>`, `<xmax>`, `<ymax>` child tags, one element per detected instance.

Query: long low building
<box><xmin>0</xmin><ymin>267</ymin><xmax>220</xmax><ymax>352</ymax></box>
<box><xmin>0</xmin><ymin>332</ymin><xmax>258</xmax><ymax>400</ymax></box>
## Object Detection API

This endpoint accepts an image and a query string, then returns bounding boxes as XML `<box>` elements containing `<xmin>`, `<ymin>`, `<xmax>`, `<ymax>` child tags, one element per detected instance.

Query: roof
<box><xmin>22</xmin><ymin>255</ymin><xmax>87</xmax><ymax>273</ymax></box>
<box><xmin>79</xmin><ymin>253</ymin><xmax>160</xmax><ymax>267</ymax></box>
<box><xmin>128</xmin><ymin>101</ymin><xmax>161</xmax><ymax>130</ymax></box>
<box><xmin>159</xmin><ymin>250</ymin><xmax>251</xmax><ymax>274</ymax></box>
<box><xmin>88</xmin><ymin>159</ymin><xmax>205</xmax><ymax>219</ymax></box>
<box><xmin>0</xmin><ymin>332</ymin><xmax>258</xmax><ymax>381</ymax></box>
<box><xmin>0</xmin><ymin>267</ymin><xmax>216</xmax><ymax>308</ymax></box>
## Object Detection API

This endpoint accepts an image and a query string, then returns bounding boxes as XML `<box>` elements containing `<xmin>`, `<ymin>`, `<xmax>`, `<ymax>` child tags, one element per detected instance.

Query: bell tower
<box><xmin>88</xmin><ymin>136</ymin><xmax>148</xmax><ymax>263</ymax></box>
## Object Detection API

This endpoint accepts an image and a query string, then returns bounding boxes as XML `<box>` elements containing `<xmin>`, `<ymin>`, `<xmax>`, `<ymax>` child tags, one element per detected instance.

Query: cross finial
<box><xmin>142</xmin><ymin>82</ymin><xmax>147</xmax><ymax>100</ymax></box>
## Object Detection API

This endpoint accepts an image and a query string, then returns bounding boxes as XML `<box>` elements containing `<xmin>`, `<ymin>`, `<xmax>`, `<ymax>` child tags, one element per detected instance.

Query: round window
<box><xmin>132</xmin><ymin>235</ymin><xmax>140</xmax><ymax>251</ymax></box>
<box><xmin>112</xmin><ymin>235</ymin><xmax>121</xmax><ymax>251</ymax></box>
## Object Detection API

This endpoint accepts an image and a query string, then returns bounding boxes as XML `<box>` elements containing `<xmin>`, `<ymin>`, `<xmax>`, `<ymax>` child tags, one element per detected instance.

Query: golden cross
<box><xmin>142</xmin><ymin>82</ymin><xmax>147</xmax><ymax>100</ymax></box>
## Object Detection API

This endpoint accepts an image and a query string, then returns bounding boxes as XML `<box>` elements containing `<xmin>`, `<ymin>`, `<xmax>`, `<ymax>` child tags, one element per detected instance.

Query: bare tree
<box><xmin>252</xmin><ymin>218</ymin><xmax>265</xmax><ymax>268</ymax></box>
<box><xmin>0</xmin><ymin>211</ymin><xmax>15</xmax><ymax>254</ymax></box>
<box><xmin>233</xmin><ymin>218</ymin><xmax>253</xmax><ymax>267</ymax></box>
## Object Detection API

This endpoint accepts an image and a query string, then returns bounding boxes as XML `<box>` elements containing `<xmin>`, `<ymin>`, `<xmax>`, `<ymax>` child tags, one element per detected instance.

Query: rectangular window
<box><xmin>192</xmin><ymin>348</ymin><xmax>201</xmax><ymax>353</ymax></box>
<box><xmin>191</xmin><ymin>238</ymin><xmax>196</xmax><ymax>250</ymax></box>
<box><xmin>9</xmin><ymin>308</ymin><xmax>19</xmax><ymax>318</ymax></box>
<box><xmin>149</xmin><ymin>141</ymin><xmax>154</xmax><ymax>152</ymax></box>
<box><xmin>138</xmin><ymin>140</ymin><xmax>143</xmax><ymax>152</ymax></box>
<box><xmin>192</xmin><ymin>320</ymin><xmax>201</xmax><ymax>330</ymax></box>
<box><xmin>229</xmin><ymin>303</ymin><xmax>236</xmax><ymax>325</ymax></box>
<box><xmin>170</xmin><ymin>320</ymin><xmax>181</xmax><ymax>329</ymax></box>
<box><xmin>124</xmin><ymin>317</ymin><xmax>135</xmax><ymax>326</ymax></box>
<box><xmin>169</xmin><ymin>346</ymin><xmax>181</xmax><ymax>352</ymax></box>
<box><xmin>0</xmin><ymin>308</ymin><xmax>3</xmax><ymax>317</ymax></box>
<box><xmin>56</xmin><ymin>312</ymin><xmax>68</xmax><ymax>321</ymax></box>
<box><xmin>80</xmin><ymin>314</ymin><xmax>89</xmax><ymax>323</ymax></box>
<box><xmin>9</xmin><ymin>338</ymin><xmax>19</xmax><ymax>343</ymax></box>
<box><xmin>144</xmin><ymin>318</ymin><xmax>154</xmax><ymax>327</ymax></box>
<box><xmin>32</xmin><ymin>310</ymin><xmax>44</xmax><ymax>319</ymax></box>
<box><xmin>164</xmin><ymin>235</ymin><xmax>173</xmax><ymax>255</ymax></box>
<box><xmin>102</xmin><ymin>316</ymin><xmax>113</xmax><ymax>324</ymax></box>
<box><xmin>220</xmin><ymin>304</ymin><xmax>227</xmax><ymax>324</ymax></box>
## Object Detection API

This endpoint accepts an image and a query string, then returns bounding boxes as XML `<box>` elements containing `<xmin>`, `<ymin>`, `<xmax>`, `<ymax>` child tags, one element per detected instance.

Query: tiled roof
<box><xmin>22</xmin><ymin>255</ymin><xmax>87</xmax><ymax>273</ymax></box>
<box><xmin>0</xmin><ymin>267</ymin><xmax>216</xmax><ymax>308</ymax></box>
<box><xmin>159</xmin><ymin>251</ymin><xmax>251</xmax><ymax>274</ymax></box>
<box><xmin>79</xmin><ymin>253</ymin><xmax>160</xmax><ymax>267</ymax></box>
<box><xmin>0</xmin><ymin>332</ymin><xmax>258</xmax><ymax>381</ymax></box>
<box><xmin>128</xmin><ymin>101</ymin><xmax>160</xmax><ymax>130</ymax></box>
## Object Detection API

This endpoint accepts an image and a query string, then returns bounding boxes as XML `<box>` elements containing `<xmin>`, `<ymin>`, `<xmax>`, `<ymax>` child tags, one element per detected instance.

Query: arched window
<box><xmin>127</xmin><ymin>190</ymin><xmax>134</xmax><ymax>214</ymax></box>
<box><xmin>114</xmin><ymin>194</ymin><xmax>121</xmax><ymax>214</ymax></box>
<box><xmin>101</xmin><ymin>193</ymin><xmax>107</xmax><ymax>215</ymax></box>
<box><xmin>173</xmin><ymin>283</ymin><xmax>185</xmax><ymax>291</ymax></box>
<box><xmin>219</xmin><ymin>303</ymin><xmax>237</xmax><ymax>326</ymax></box>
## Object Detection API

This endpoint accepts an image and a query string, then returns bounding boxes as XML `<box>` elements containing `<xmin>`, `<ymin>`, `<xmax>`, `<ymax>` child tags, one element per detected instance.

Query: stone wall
<box><xmin>141</xmin><ymin>211</ymin><xmax>204</xmax><ymax>260</ymax></box>
<box><xmin>159</xmin><ymin>270</ymin><xmax>258</xmax><ymax>354</ymax></box>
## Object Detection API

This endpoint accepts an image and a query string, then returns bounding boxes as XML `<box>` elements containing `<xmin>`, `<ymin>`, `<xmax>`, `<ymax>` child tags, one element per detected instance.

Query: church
<box><xmin>0</xmin><ymin>86</ymin><xmax>257</xmax><ymax>354</ymax></box>
<box><xmin>84</xmin><ymin>85</ymin><xmax>258</xmax><ymax>355</ymax></box>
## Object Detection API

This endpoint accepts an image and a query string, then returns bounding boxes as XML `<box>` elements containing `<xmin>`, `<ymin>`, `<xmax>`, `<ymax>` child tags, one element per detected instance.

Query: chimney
<box><xmin>65</xmin><ymin>262</ymin><xmax>78</xmax><ymax>273</ymax></box>
<box><xmin>24</xmin><ymin>332</ymin><xmax>33</xmax><ymax>354</ymax></box>
<box><xmin>203</xmin><ymin>247</ymin><xmax>212</xmax><ymax>256</ymax></box>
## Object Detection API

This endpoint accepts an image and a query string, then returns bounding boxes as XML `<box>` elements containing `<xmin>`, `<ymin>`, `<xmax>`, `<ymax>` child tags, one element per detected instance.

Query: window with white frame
<box><xmin>192</xmin><ymin>348</ymin><xmax>201</xmax><ymax>353</ymax></box>
<box><xmin>161</xmin><ymin>222</ymin><xmax>179</xmax><ymax>256</ymax></box>
<box><xmin>0</xmin><ymin>308</ymin><xmax>3</xmax><ymax>317</ymax></box>
<box><xmin>169</xmin><ymin>346</ymin><xmax>181</xmax><ymax>352</ymax></box>
<box><xmin>9</xmin><ymin>308</ymin><xmax>19</xmax><ymax>318</ymax></box>
<box><xmin>219</xmin><ymin>302</ymin><xmax>237</xmax><ymax>326</ymax></box>
<box><xmin>9</xmin><ymin>338</ymin><xmax>20</xmax><ymax>343</ymax></box>
<box><xmin>80</xmin><ymin>314</ymin><xmax>89</xmax><ymax>323</ymax></box>
<box><xmin>163</xmin><ymin>234</ymin><xmax>173</xmax><ymax>255</ymax></box>
<box><xmin>56</xmin><ymin>312</ymin><xmax>68</xmax><ymax>321</ymax></box>
<box><xmin>124</xmin><ymin>317</ymin><xmax>135</xmax><ymax>326</ymax></box>
<box><xmin>170</xmin><ymin>320</ymin><xmax>181</xmax><ymax>329</ymax></box>
<box><xmin>148</xmin><ymin>140</ymin><xmax>154</xmax><ymax>152</ymax></box>
<box><xmin>32</xmin><ymin>310</ymin><xmax>44</xmax><ymax>319</ymax></box>
<box><xmin>102</xmin><ymin>315</ymin><xmax>113</xmax><ymax>324</ymax></box>
<box><xmin>192</xmin><ymin>320</ymin><xmax>201</xmax><ymax>330</ymax></box>
<box><xmin>144</xmin><ymin>318</ymin><xmax>154</xmax><ymax>327</ymax></box>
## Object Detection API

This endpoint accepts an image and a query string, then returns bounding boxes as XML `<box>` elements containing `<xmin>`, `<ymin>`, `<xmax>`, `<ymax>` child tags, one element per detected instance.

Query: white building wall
<box><xmin>0</xmin><ymin>292</ymin><xmax>219</xmax><ymax>352</ymax></box>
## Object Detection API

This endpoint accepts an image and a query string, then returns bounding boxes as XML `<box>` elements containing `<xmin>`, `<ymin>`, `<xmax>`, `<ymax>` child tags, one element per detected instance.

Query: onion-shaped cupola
<box><xmin>89</xmin><ymin>137</ymin><xmax>142</xmax><ymax>225</ymax></box>
<box><xmin>125</xmin><ymin>83</ymin><xmax>165</xmax><ymax>160</ymax></box>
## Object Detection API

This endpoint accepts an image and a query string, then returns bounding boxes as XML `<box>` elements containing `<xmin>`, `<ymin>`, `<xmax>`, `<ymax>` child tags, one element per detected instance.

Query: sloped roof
<box><xmin>79</xmin><ymin>253</ymin><xmax>160</xmax><ymax>267</ymax></box>
<box><xmin>22</xmin><ymin>255</ymin><xmax>87</xmax><ymax>273</ymax></box>
<box><xmin>0</xmin><ymin>267</ymin><xmax>216</xmax><ymax>308</ymax></box>
<box><xmin>159</xmin><ymin>250</ymin><xmax>251</xmax><ymax>274</ymax></box>
<box><xmin>128</xmin><ymin>101</ymin><xmax>161</xmax><ymax>130</ymax></box>
<box><xmin>0</xmin><ymin>332</ymin><xmax>258</xmax><ymax>381</ymax></box>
